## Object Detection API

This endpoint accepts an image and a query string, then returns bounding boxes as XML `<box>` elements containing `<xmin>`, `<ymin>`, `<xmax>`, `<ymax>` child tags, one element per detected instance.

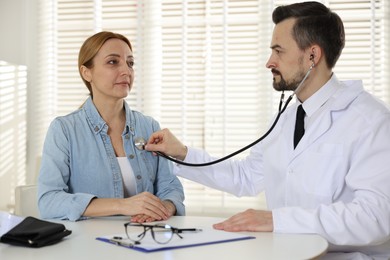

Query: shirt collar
<box><xmin>301</xmin><ymin>73</ymin><xmax>340</xmax><ymax>117</ymax></box>
<box><xmin>82</xmin><ymin>96</ymin><xmax>135</xmax><ymax>135</ymax></box>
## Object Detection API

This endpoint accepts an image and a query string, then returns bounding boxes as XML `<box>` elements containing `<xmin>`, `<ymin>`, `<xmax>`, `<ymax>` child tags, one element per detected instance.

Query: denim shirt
<box><xmin>38</xmin><ymin>97</ymin><xmax>185</xmax><ymax>221</ymax></box>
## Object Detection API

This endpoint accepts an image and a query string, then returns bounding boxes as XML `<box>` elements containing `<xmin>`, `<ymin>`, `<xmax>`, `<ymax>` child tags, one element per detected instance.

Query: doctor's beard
<box><xmin>272</xmin><ymin>69</ymin><xmax>307</xmax><ymax>92</ymax></box>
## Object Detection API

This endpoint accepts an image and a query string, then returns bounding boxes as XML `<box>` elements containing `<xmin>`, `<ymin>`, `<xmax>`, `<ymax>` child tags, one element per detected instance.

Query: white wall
<box><xmin>0</xmin><ymin>0</ymin><xmax>39</xmax><ymax>212</ymax></box>
<box><xmin>0</xmin><ymin>0</ymin><xmax>27</xmax><ymax>65</ymax></box>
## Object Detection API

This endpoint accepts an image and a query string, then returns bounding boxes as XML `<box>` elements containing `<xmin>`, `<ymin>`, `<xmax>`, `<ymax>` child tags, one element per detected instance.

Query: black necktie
<box><xmin>294</xmin><ymin>105</ymin><xmax>305</xmax><ymax>149</ymax></box>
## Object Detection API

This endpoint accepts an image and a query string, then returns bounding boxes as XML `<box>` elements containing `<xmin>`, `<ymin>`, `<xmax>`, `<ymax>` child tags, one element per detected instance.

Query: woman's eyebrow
<box><xmin>104</xmin><ymin>53</ymin><xmax>120</xmax><ymax>58</ymax></box>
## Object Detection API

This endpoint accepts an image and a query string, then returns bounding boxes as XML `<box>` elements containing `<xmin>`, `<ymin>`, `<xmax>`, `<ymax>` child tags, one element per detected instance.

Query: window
<box><xmin>32</xmin><ymin>0</ymin><xmax>389</xmax><ymax>216</ymax></box>
<box><xmin>0</xmin><ymin>60</ymin><xmax>27</xmax><ymax>211</ymax></box>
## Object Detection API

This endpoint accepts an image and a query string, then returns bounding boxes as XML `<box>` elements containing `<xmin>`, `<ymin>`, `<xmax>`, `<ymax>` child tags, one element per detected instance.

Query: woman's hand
<box><xmin>120</xmin><ymin>192</ymin><xmax>170</xmax><ymax>221</ymax></box>
<box><xmin>84</xmin><ymin>192</ymin><xmax>170</xmax><ymax>221</ymax></box>
<box><xmin>130</xmin><ymin>200</ymin><xmax>177</xmax><ymax>223</ymax></box>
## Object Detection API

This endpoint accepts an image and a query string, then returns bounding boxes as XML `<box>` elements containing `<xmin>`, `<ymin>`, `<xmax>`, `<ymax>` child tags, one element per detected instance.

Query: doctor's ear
<box><xmin>308</xmin><ymin>45</ymin><xmax>322</xmax><ymax>65</ymax></box>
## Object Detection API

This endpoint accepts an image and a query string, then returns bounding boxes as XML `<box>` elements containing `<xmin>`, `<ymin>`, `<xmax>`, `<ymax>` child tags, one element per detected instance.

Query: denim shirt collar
<box><xmin>82</xmin><ymin>96</ymin><xmax>136</xmax><ymax>136</ymax></box>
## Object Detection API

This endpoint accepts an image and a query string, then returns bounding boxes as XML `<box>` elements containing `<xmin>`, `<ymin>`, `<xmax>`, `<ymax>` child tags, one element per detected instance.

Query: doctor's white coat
<box><xmin>175</xmin><ymin>76</ymin><xmax>390</xmax><ymax>259</ymax></box>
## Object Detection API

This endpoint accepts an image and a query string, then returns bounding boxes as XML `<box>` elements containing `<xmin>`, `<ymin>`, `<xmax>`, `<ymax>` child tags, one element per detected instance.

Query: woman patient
<box><xmin>37</xmin><ymin>31</ymin><xmax>185</xmax><ymax>222</ymax></box>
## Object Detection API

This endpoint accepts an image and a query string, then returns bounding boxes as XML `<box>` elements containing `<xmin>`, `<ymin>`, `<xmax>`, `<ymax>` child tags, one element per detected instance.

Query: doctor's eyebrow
<box><xmin>270</xmin><ymin>44</ymin><xmax>283</xmax><ymax>50</ymax></box>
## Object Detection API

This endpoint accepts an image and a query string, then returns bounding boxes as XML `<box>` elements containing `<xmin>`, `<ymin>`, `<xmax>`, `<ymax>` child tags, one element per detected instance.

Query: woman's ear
<box><xmin>80</xmin><ymin>65</ymin><xmax>91</xmax><ymax>82</ymax></box>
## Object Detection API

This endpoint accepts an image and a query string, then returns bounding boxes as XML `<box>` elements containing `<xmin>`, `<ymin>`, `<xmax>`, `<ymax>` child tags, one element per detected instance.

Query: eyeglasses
<box><xmin>124</xmin><ymin>222</ymin><xmax>201</xmax><ymax>244</ymax></box>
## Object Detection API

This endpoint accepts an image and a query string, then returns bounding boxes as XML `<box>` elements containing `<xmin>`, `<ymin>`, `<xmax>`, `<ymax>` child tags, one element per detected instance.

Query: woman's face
<box><xmin>83</xmin><ymin>38</ymin><xmax>134</xmax><ymax>102</ymax></box>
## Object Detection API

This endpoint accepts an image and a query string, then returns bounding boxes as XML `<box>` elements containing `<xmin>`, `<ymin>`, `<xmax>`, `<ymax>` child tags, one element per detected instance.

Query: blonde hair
<box><xmin>78</xmin><ymin>31</ymin><xmax>132</xmax><ymax>96</ymax></box>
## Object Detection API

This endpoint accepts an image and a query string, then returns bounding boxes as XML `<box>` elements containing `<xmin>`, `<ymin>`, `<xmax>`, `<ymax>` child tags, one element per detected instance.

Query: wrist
<box><xmin>177</xmin><ymin>145</ymin><xmax>188</xmax><ymax>161</ymax></box>
<box><xmin>115</xmin><ymin>199</ymin><xmax>126</xmax><ymax>215</ymax></box>
<box><xmin>265</xmin><ymin>211</ymin><xmax>274</xmax><ymax>232</ymax></box>
<box><xmin>163</xmin><ymin>200</ymin><xmax>177</xmax><ymax>216</ymax></box>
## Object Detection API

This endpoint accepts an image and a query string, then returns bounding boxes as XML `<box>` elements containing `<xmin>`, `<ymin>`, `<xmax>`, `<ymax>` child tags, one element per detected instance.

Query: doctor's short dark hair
<box><xmin>272</xmin><ymin>1</ymin><xmax>345</xmax><ymax>69</ymax></box>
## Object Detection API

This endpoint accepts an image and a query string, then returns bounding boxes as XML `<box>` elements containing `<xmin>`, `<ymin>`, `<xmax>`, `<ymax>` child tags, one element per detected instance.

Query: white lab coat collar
<box><xmin>292</xmin><ymin>75</ymin><xmax>364</xmax><ymax>155</ymax></box>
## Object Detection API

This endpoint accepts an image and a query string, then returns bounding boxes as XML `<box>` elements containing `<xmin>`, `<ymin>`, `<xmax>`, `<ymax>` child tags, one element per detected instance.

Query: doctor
<box><xmin>146</xmin><ymin>2</ymin><xmax>390</xmax><ymax>259</ymax></box>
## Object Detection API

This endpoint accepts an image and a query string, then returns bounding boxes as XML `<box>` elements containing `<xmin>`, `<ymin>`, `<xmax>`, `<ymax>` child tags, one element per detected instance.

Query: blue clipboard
<box><xmin>96</xmin><ymin>228</ymin><xmax>255</xmax><ymax>253</ymax></box>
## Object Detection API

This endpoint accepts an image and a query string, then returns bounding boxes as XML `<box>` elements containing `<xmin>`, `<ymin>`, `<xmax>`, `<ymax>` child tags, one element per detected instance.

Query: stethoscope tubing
<box><xmin>154</xmin><ymin>63</ymin><xmax>313</xmax><ymax>166</ymax></box>
<box><xmin>155</xmin><ymin>93</ymin><xmax>293</xmax><ymax>167</ymax></box>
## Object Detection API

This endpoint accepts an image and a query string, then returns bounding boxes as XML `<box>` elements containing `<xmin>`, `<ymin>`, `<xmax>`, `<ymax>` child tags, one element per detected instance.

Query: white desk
<box><xmin>0</xmin><ymin>216</ymin><xmax>328</xmax><ymax>260</ymax></box>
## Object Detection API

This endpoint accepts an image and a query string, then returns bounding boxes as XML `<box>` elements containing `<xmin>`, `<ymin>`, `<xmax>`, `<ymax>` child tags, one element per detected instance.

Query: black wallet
<box><xmin>0</xmin><ymin>216</ymin><xmax>72</xmax><ymax>247</ymax></box>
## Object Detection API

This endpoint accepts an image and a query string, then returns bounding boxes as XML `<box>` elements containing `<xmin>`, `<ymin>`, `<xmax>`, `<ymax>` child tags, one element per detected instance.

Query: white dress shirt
<box><xmin>174</xmin><ymin>75</ymin><xmax>390</xmax><ymax>259</ymax></box>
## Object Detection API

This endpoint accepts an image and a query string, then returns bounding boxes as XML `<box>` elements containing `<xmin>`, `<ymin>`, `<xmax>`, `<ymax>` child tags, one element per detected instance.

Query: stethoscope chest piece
<box><xmin>134</xmin><ymin>137</ymin><xmax>146</xmax><ymax>151</ymax></box>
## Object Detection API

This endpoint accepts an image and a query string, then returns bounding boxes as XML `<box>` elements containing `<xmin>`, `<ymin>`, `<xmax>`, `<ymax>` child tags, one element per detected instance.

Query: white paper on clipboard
<box><xmin>0</xmin><ymin>211</ymin><xmax>24</xmax><ymax>237</ymax></box>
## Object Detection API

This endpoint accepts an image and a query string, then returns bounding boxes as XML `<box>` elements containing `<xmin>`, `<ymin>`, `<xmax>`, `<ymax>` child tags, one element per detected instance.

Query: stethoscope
<box><xmin>135</xmin><ymin>60</ymin><xmax>315</xmax><ymax>167</ymax></box>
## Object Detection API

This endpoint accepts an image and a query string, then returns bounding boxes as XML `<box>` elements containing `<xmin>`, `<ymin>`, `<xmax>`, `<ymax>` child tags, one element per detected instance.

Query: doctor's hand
<box><xmin>145</xmin><ymin>128</ymin><xmax>188</xmax><ymax>161</ymax></box>
<box><xmin>213</xmin><ymin>209</ymin><xmax>274</xmax><ymax>232</ymax></box>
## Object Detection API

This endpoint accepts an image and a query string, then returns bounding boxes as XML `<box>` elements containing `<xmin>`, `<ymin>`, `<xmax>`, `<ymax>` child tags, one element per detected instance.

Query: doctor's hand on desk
<box><xmin>213</xmin><ymin>209</ymin><xmax>274</xmax><ymax>232</ymax></box>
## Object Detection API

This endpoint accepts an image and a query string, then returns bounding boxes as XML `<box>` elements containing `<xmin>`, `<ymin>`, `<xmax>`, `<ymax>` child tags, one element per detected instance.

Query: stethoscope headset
<box><xmin>135</xmin><ymin>55</ymin><xmax>316</xmax><ymax>167</ymax></box>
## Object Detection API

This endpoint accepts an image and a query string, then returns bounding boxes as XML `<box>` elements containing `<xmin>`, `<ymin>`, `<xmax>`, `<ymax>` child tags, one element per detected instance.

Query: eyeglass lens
<box><xmin>125</xmin><ymin>224</ymin><xmax>174</xmax><ymax>244</ymax></box>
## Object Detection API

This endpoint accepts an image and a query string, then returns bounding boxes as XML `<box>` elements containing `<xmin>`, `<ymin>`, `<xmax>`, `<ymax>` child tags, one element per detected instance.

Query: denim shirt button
<box><xmin>94</xmin><ymin>126</ymin><xmax>99</xmax><ymax>132</ymax></box>
<box><xmin>125</xmin><ymin>134</ymin><xmax>130</xmax><ymax>139</ymax></box>
<box><xmin>128</xmin><ymin>154</ymin><xmax>135</xmax><ymax>159</ymax></box>
<box><xmin>136</xmin><ymin>175</ymin><xmax>142</xmax><ymax>180</ymax></box>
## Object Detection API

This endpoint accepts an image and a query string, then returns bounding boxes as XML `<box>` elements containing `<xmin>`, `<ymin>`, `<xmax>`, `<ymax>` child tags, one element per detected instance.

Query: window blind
<box><xmin>0</xmin><ymin>60</ymin><xmax>27</xmax><ymax>211</ymax></box>
<box><xmin>159</xmin><ymin>0</ymin><xmax>274</xmax><ymax>216</ymax></box>
<box><xmin>329</xmin><ymin>0</ymin><xmax>387</xmax><ymax>102</ymax></box>
<box><xmin>34</xmin><ymin>0</ymin><xmax>389</xmax><ymax>217</ymax></box>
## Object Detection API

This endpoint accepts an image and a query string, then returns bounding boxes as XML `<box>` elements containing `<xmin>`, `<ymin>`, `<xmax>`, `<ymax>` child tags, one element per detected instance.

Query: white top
<box><xmin>174</xmin><ymin>75</ymin><xmax>390</xmax><ymax>258</ymax></box>
<box><xmin>117</xmin><ymin>157</ymin><xmax>137</xmax><ymax>197</ymax></box>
